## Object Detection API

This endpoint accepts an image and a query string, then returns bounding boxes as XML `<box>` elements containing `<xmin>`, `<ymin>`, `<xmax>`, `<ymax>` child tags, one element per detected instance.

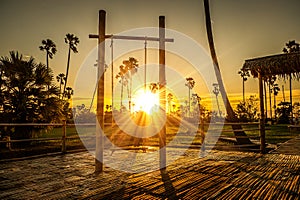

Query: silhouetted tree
<box><xmin>238</xmin><ymin>67</ymin><xmax>250</xmax><ymax>102</ymax></box>
<box><xmin>0</xmin><ymin>51</ymin><xmax>63</xmax><ymax>139</ymax></box>
<box><xmin>282</xmin><ymin>40</ymin><xmax>300</xmax><ymax>120</ymax></box>
<box><xmin>235</xmin><ymin>96</ymin><xmax>259</xmax><ymax>122</ymax></box>
<box><xmin>39</xmin><ymin>39</ymin><xmax>57</xmax><ymax>71</ymax></box>
<box><xmin>185</xmin><ymin>77</ymin><xmax>195</xmax><ymax>117</ymax></box>
<box><xmin>212</xmin><ymin>83</ymin><xmax>221</xmax><ymax>117</ymax></box>
<box><xmin>272</xmin><ymin>83</ymin><xmax>280</xmax><ymax>121</ymax></box>
<box><xmin>167</xmin><ymin>93</ymin><xmax>173</xmax><ymax>114</ymax></box>
<box><xmin>63</xmin><ymin>33</ymin><xmax>79</xmax><ymax>98</ymax></box>
<box><xmin>122</xmin><ymin>57</ymin><xmax>138</xmax><ymax>112</ymax></box>
<box><xmin>116</xmin><ymin>65</ymin><xmax>128</xmax><ymax>110</ymax></box>
<box><xmin>56</xmin><ymin>73</ymin><xmax>65</xmax><ymax>99</ymax></box>
<box><xmin>203</xmin><ymin>0</ymin><xmax>252</xmax><ymax>144</ymax></box>
<box><xmin>65</xmin><ymin>87</ymin><xmax>73</xmax><ymax>100</ymax></box>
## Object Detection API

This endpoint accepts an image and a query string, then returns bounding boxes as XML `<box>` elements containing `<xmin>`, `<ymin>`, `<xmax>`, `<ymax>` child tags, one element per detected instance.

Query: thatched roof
<box><xmin>242</xmin><ymin>52</ymin><xmax>300</xmax><ymax>79</ymax></box>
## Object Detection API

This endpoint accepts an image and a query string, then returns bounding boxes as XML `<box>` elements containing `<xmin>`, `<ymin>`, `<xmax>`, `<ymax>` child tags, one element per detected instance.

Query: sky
<box><xmin>1</xmin><ymin>0</ymin><xmax>300</xmax><ymax>110</ymax></box>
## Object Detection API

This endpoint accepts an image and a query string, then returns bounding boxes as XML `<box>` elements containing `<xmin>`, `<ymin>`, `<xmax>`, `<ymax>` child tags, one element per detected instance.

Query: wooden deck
<box><xmin>1</xmin><ymin>136</ymin><xmax>300</xmax><ymax>199</ymax></box>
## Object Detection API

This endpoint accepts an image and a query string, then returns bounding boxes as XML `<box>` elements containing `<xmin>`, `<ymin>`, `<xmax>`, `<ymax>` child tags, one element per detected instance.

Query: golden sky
<box><xmin>1</xmin><ymin>0</ymin><xmax>300</xmax><ymax>109</ymax></box>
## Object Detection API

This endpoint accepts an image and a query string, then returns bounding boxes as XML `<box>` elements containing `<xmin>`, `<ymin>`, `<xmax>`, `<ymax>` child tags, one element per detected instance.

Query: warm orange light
<box><xmin>133</xmin><ymin>90</ymin><xmax>159</xmax><ymax>114</ymax></box>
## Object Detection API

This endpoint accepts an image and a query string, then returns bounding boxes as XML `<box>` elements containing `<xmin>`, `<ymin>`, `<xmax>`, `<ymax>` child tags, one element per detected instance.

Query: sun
<box><xmin>133</xmin><ymin>90</ymin><xmax>159</xmax><ymax>114</ymax></box>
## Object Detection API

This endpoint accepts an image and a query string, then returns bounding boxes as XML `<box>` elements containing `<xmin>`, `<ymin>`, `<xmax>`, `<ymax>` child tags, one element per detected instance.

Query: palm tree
<box><xmin>203</xmin><ymin>0</ymin><xmax>252</xmax><ymax>144</ymax></box>
<box><xmin>149</xmin><ymin>83</ymin><xmax>159</xmax><ymax>94</ymax></box>
<box><xmin>123</xmin><ymin>57</ymin><xmax>138</xmax><ymax>112</ymax></box>
<box><xmin>63</xmin><ymin>33</ymin><xmax>79</xmax><ymax>98</ymax></box>
<box><xmin>283</xmin><ymin>40</ymin><xmax>300</xmax><ymax>120</ymax></box>
<box><xmin>0</xmin><ymin>51</ymin><xmax>63</xmax><ymax>139</ymax></box>
<box><xmin>65</xmin><ymin>87</ymin><xmax>74</xmax><ymax>100</ymax></box>
<box><xmin>167</xmin><ymin>93</ymin><xmax>173</xmax><ymax>114</ymax></box>
<box><xmin>56</xmin><ymin>73</ymin><xmax>65</xmax><ymax>99</ymax></box>
<box><xmin>39</xmin><ymin>39</ymin><xmax>57</xmax><ymax>91</ymax></box>
<box><xmin>267</xmin><ymin>75</ymin><xmax>276</xmax><ymax>121</ymax></box>
<box><xmin>39</xmin><ymin>39</ymin><xmax>57</xmax><ymax>71</ymax></box>
<box><xmin>116</xmin><ymin>65</ymin><xmax>128</xmax><ymax>110</ymax></box>
<box><xmin>272</xmin><ymin>83</ymin><xmax>280</xmax><ymax>121</ymax></box>
<box><xmin>185</xmin><ymin>77</ymin><xmax>195</xmax><ymax>117</ymax></box>
<box><xmin>238</xmin><ymin>67</ymin><xmax>250</xmax><ymax>102</ymax></box>
<box><xmin>212</xmin><ymin>83</ymin><xmax>222</xmax><ymax>117</ymax></box>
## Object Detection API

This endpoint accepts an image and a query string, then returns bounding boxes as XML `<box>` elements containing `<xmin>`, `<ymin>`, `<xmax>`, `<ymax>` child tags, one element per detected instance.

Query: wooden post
<box><xmin>159</xmin><ymin>16</ymin><xmax>166</xmax><ymax>169</ymax></box>
<box><xmin>289</xmin><ymin>74</ymin><xmax>293</xmax><ymax>122</ymax></box>
<box><xmin>95</xmin><ymin>10</ymin><xmax>106</xmax><ymax>173</ymax></box>
<box><xmin>258</xmin><ymin>73</ymin><xmax>266</xmax><ymax>154</ymax></box>
<box><xmin>61</xmin><ymin>120</ymin><xmax>66</xmax><ymax>153</ymax></box>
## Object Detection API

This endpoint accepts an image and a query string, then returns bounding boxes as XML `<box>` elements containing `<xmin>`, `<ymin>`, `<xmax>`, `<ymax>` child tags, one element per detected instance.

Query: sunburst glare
<box><xmin>133</xmin><ymin>90</ymin><xmax>159</xmax><ymax>114</ymax></box>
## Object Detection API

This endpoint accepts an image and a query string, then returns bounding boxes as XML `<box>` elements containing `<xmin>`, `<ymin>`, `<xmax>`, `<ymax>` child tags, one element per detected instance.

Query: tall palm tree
<box><xmin>167</xmin><ymin>93</ymin><xmax>173</xmax><ymax>114</ymax></box>
<box><xmin>283</xmin><ymin>40</ymin><xmax>300</xmax><ymax>120</ymax></box>
<box><xmin>63</xmin><ymin>33</ymin><xmax>79</xmax><ymax>98</ymax></box>
<box><xmin>238</xmin><ymin>67</ymin><xmax>250</xmax><ymax>102</ymax></box>
<box><xmin>272</xmin><ymin>83</ymin><xmax>280</xmax><ymax>121</ymax></box>
<box><xmin>123</xmin><ymin>57</ymin><xmax>138</xmax><ymax>112</ymax></box>
<box><xmin>212</xmin><ymin>83</ymin><xmax>222</xmax><ymax>117</ymax></box>
<box><xmin>268</xmin><ymin>75</ymin><xmax>276</xmax><ymax>122</ymax></box>
<box><xmin>185</xmin><ymin>77</ymin><xmax>195</xmax><ymax>117</ymax></box>
<box><xmin>116</xmin><ymin>65</ymin><xmax>128</xmax><ymax>110</ymax></box>
<box><xmin>56</xmin><ymin>73</ymin><xmax>65</xmax><ymax>99</ymax></box>
<box><xmin>203</xmin><ymin>0</ymin><xmax>252</xmax><ymax>144</ymax></box>
<box><xmin>39</xmin><ymin>39</ymin><xmax>57</xmax><ymax>71</ymax></box>
<box><xmin>39</xmin><ymin>39</ymin><xmax>57</xmax><ymax>91</ymax></box>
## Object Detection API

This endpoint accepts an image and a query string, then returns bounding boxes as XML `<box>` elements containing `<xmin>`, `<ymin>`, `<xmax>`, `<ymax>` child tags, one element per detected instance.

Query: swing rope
<box><xmin>144</xmin><ymin>36</ymin><xmax>147</xmax><ymax>92</ymax></box>
<box><xmin>110</xmin><ymin>36</ymin><xmax>114</xmax><ymax>113</ymax></box>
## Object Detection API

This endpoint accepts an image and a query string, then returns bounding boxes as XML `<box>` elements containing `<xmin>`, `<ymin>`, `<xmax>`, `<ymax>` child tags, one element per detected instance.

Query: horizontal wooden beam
<box><xmin>89</xmin><ymin>34</ymin><xmax>174</xmax><ymax>42</ymax></box>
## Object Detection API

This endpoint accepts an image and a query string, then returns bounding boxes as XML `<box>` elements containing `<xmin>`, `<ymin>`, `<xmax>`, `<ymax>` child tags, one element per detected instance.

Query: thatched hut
<box><xmin>243</xmin><ymin>52</ymin><xmax>300</xmax><ymax>79</ymax></box>
<box><xmin>242</xmin><ymin>52</ymin><xmax>300</xmax><ymax>153</ymax></box>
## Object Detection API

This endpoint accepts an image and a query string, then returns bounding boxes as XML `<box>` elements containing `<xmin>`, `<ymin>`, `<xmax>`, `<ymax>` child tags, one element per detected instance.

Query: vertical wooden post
<box><xmin>159</xmin><ymin>16</ymin><xmax>166</xmax><ymax>169</ymax></box>
<box><xmin>258</xmin><ymin>73</ymin><xmax>266</xmax><ymax>154</ymax></box>
<box><xmin>95</xmin><ymin>10</ymin><xmax>106</xmax><ymax>173</ymax></box>
<box><xmin>289</xmin><ymin>74</ymin><xmax>293</xmax><ymax>122</ymax></box>
<box><xmin>62</xmin><ymin>120</ymin><xmax>66</xmax><ymax>153</ymax></box>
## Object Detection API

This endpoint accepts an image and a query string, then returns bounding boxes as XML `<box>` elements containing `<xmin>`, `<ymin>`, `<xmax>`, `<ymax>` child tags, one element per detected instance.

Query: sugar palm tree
<box><xmin>212</xmin><ymin>83</ymin><xmax>221</xmax><ymax>117</ymax></box>
<box><xmin>123</xmin><ymin>57</ymin><xmax>138</xmax><ymax>112</ymax></box>
<box><xmin>65</xmin><ymin>87</ymin><xmax>74</xmax><ymax>100</ymax></box>
<box><xmin>149</xmin><ymin>83</ymin><xmax>159</xmax><ymax>94</ymax></box>
<box><xmin>56</xmin><ymin>73</ymin><xmax>65</xmax><ymax>99</ymax></box>
<box><xmin>63</xmin><ymin>33</ymin><xmax>79</xmax><ymax>98</ymax></box>
<box><xmin>283</xmin><ymin>40</ymin><xmax>300</xmax><ymax>120</ymax></box>
<box><xmin>267</xmin><ymin>75</ymin><xmax>276</xmax><ymax>121</ymax></box>
<box><xmin>185</xmin><ymin>77</ymin><xmax>195</xmax><ymax>117</ymax></box>
<box><xmin>203</xmin><ymin>0</ymin><xmax>252</xmax><ymax>144</ymax></box>
<box><xmin>272</xmin><ymin>83</ymin><xmax>280</xmax><ymax>121</ymax></box>
<box><xmin>238</xmin><ymin>67</ymin><xmax>250</xmax><ymax>102</ymax></box>
<box><xmin>116</xmin><ymin>65</ymin><xmax>128</xmax><ymax>110</ymax></box>
<box><xmin>39</xmin><ymin>39</ymin><xmax>57</xmax><ymax>71</ymax></box>
<box><xmin>167</xmin><ymin>93</ymin><xmax>173</xmax><ymax>114</ymax></box>
<box><xmin>39</xmin><ymin>39</ymin><xmax>57</xmax><ymax>91</ymax></box>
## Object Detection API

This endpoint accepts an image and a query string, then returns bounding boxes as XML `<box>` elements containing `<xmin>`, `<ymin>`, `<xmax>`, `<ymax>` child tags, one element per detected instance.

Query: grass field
<box><xmin>1</xmin><ymin>121</ymin><xmax>299</xmax><ymax>160</ymax></box>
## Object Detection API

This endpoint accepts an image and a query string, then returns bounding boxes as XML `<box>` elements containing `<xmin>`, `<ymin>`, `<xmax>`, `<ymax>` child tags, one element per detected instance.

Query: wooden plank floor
<box><xmin>1</xmin><ymin>136</ymin><xmax>300</xmax><ymax>199</ymax></box>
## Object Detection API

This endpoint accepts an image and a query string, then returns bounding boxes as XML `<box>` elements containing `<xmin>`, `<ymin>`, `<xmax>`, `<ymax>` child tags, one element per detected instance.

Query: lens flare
<box><xmin>133</xmin><ymin>90</ymin><xmax>159</xmax><ymax>114</ymax></box>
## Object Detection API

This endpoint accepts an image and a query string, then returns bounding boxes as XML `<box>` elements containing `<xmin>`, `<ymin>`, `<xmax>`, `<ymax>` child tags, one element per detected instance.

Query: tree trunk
<box><xmin>46</xmin><ymin>52</ymin><xmax>49</xmax><ymax>91</ymax></box>
<box><xmin>269</xmin><ymin>83</ymin><xmax>272</xmax><ymax>123</ymax></box>
<box><xmin>63</xmin><ymin>47</ymin><xmax>71</xmax><ymax>98</ymax></box>
<box><xmin>289</xmin><ymin>73</ymin><xmax>293</xmax><ymax>122</ymax></box>
<box><xmin>264</xmin><ymin>81</ymin><xmax>268</xmax><ymax>119</ymax></box>
<box><xmin>203</xmin><ymin>0</ymin><xmax>252</xmax><ymax>144</ymax></box>
<box><xmin>242</xmin><ymin>79</ymin><xmax>245</xmax><ymax>102</ymax></box>
<box><xmin>121</xmin><ymin>78</ymin><xmax>124</xmax><ymax>109</ymax></box>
